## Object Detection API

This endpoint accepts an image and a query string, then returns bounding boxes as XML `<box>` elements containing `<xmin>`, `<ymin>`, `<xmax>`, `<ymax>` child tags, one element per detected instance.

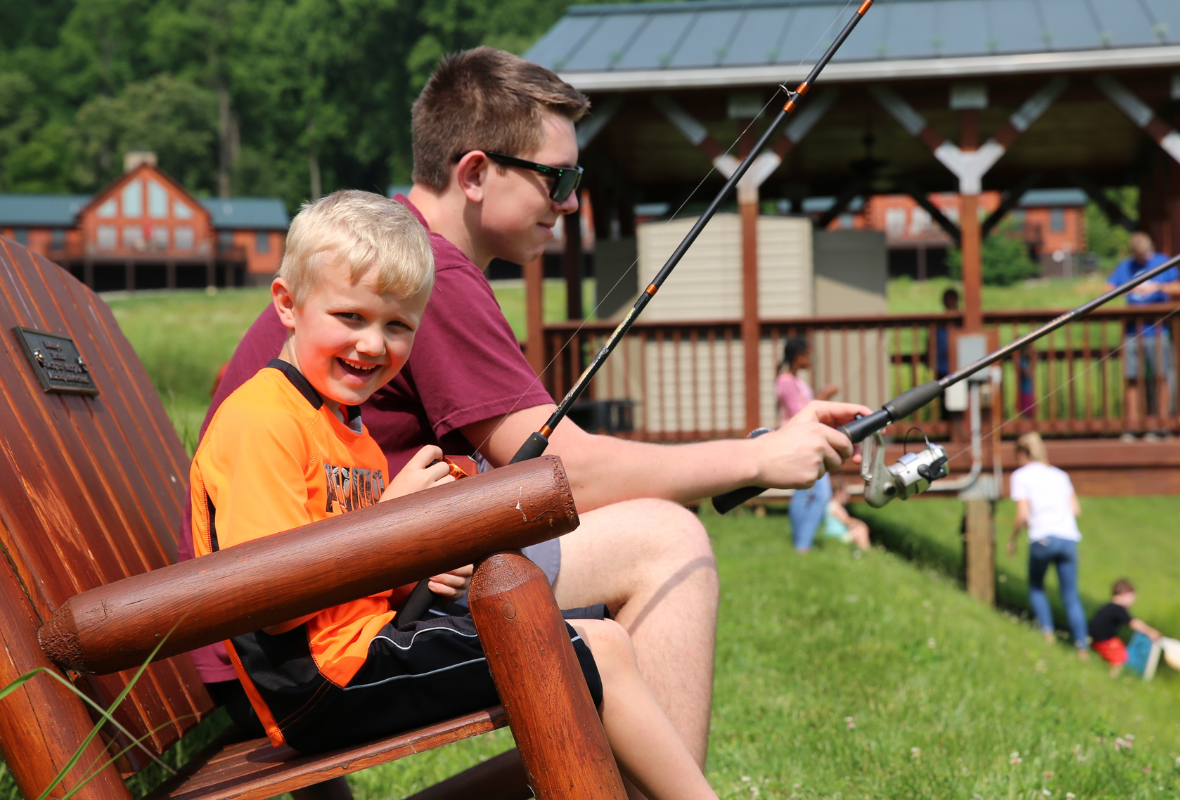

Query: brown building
<box><xmin>0</xmin><ymin>155</ymin><xmax>288</xmax><ymax>292</ymax></box>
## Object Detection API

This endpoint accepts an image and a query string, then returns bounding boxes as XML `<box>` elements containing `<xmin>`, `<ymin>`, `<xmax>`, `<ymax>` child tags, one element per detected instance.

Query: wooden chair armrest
<box><xmin>39</xmin><ymin>457</ymin><xmax>577</xmax><ymax>675</ymax></box>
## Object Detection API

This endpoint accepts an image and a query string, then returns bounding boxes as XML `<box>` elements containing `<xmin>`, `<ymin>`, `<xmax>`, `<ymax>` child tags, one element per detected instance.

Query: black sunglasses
<box><xmin>456</xmin><ymin>151</ymin><xmax>583</xmax><ymax>203</ymax></box>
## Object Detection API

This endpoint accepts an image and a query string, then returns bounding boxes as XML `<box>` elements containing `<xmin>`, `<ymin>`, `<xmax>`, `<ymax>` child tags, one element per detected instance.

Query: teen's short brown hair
<box><xmin>411</xmin><ymin>47</ymin><xmax>589</xmax><ymax>191</ymax></box>
<box><xmin>1112</xmin><ymin>578</ymin><xmax>1135</xmax><ymax>596</ymax></box>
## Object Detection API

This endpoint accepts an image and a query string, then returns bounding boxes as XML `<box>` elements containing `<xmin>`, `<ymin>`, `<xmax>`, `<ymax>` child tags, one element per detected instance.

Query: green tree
<box><xmin>1084</xmin><ymin>186</ymin><xmax>1137</xmax><ymax>272</ymax></box>
<box><xmin>947</xmin><ymin>218</ymin><xmax>1040</xmax><ymax>286</ymax></box>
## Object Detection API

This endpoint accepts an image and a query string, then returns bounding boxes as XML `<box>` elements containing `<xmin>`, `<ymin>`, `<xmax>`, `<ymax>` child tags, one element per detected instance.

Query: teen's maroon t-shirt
<box><xmin>180</xmin><ymin>195</ymin><xmax>554</xmax><ymax>682</ymax></box>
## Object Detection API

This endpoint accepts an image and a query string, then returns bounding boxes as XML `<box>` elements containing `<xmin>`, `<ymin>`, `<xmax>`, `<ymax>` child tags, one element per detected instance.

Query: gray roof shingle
<box><xmin>527</xmin><ymin>0</ymin><xmax>1178</xmax><ymax>76</ymax></box>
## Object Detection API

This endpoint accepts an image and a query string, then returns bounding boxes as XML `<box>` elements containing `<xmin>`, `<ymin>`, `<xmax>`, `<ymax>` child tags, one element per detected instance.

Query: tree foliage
<box><xmin>0</xmin><ymin>0</ymin><xmax>639</xmax><ymax>209</ymax></box>
<box><xmin>947</xmin><ymin>218</ymin><xmax>1040</xmax><ymax>287</ymax></box>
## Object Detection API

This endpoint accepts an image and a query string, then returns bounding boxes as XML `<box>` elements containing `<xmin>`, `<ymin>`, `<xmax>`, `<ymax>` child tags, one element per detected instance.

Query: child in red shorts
<box><xmin>1089</xmin><ymin>578</ymin><xmax>1161</xmax><ymax>676</ymax></box>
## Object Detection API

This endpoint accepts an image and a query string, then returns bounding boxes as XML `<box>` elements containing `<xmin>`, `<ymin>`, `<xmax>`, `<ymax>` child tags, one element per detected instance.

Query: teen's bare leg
<box><xmin>572</xmin><ymin>618</ymin><xmax>718</xmax><ymax>800</ymax></box>
<box><xmin>554</xmin><ymin>499</ymin><xmax>719</xmax><ymax>766</ymax></box>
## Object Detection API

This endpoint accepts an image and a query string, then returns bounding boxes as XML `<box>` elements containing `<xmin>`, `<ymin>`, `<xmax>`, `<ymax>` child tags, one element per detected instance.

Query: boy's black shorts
<box><xmin>229</xmin><ymin>604</ymin><xmax>606</xmax><ymax>754</ymax></box>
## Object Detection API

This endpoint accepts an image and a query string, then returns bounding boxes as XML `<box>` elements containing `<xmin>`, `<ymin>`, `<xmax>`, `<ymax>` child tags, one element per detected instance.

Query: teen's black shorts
<box><xmin>220</xmin><ymin>604</ymin><xmax>606</xmax><ymax>754</ymax></box>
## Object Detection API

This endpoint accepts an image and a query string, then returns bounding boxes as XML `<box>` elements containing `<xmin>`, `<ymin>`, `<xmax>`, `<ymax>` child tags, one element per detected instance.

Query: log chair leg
<box><xmin>0</xmin><ymin>555</ymin><xmax>132</xmax><ymax>800</ymax></box>
<box><xmin>468</xmin><ymin>551</ymin><xmax>627</xmax><ymax>800</ymax></box>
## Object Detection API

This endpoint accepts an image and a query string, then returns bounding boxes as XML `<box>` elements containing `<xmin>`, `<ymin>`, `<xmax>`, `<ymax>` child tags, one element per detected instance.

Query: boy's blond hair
<box><xmin>279</xmin><ymin>190</ymin><xmax>434</xmax><ymax>305</ymax></box>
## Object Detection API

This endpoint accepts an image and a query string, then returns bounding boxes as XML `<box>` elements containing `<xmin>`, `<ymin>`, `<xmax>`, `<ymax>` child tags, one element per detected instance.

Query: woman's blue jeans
<box><xmin>790</xmin><ymin>474</ymin><xmax>832</xmax><ymax>551</ymax></box>
<box><xmin>1028</xmin><ymin>536</ymin><xmax>1089</xmax><ymax>648</ymax></box>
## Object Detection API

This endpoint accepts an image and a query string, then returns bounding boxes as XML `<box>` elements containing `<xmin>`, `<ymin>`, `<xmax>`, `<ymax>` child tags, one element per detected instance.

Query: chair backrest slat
<box><xmin>0</xmin><ymin>237</ymin><xmax>214</xmax><ymax>771</ymax></box>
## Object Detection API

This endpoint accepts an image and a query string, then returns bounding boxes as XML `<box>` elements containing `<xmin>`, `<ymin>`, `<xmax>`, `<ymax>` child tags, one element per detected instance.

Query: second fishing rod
<box><xmin>394</xmin><ymin>0</ymin><xmax>877</xmax><ymax>627</ymax></box>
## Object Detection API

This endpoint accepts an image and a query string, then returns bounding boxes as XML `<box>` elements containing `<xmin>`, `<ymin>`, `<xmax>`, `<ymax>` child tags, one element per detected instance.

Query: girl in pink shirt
<box><xmin>776</xmin><ymin>338</ymin><xmax>839</xmax><ymax>551</ymax></box>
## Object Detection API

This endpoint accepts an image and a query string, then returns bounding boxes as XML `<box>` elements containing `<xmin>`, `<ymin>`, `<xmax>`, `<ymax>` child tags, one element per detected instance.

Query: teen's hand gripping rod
<box><xmin>394</xmin><ymin>1</ymin><xmax>877</xmax><ymax>628</ymax></box>
<box><xmin>712</xmin><ymin>251</ymin><xmax>1180</xmax><ymax>513</ymax></box>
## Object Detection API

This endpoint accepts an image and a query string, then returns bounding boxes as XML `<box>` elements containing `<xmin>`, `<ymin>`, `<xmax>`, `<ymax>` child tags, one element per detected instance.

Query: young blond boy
<box><xmin>190</xmin><ymin>190</ymin><xmax>719</xmax><ymax>799</ymax></box>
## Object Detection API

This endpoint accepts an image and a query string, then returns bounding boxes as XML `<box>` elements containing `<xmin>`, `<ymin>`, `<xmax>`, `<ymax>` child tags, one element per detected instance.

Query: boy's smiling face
<box><xmin>273</xmin><ymin>255</ymin><xmax>427</xmax><ymax>416</ymax></box>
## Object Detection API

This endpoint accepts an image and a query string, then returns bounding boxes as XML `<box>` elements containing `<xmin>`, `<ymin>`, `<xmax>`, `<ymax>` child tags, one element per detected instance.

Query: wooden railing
<box><xmin>541</xmin><ymin>305</ymin><xmax>1180</xmax><ymax>441</ymax></box>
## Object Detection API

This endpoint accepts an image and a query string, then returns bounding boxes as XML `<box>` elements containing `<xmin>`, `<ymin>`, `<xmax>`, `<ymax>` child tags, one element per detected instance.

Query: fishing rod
<box><xmin>712</xmin><ymin>251</ymin><xmax>1180</xmax><ymax>513</ymax></box>
<box><xmin>394</xmin><ymin>0</ymin><xmax>877</xmax><ymax>627</ymax></box>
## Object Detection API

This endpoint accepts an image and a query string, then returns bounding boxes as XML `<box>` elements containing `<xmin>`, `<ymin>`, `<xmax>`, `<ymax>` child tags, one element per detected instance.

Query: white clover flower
<box><xmin>845</xmin><ymin>716</ymin><xmax>856</xmax><ymax>729</ymax></box>
<box><xmin>1009</xmin><ymin>751</ymin><xmax>1023</xmax><ymax>765</ymax></box>
<box><xmin>911</xmin><ymin>747</ymin><xmax>921</xmax><ymax>759</ymax></box>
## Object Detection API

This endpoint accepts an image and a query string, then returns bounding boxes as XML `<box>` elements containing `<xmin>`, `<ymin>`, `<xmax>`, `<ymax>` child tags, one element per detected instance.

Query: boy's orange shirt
<box><xmin>191</xmin><ymin>361</ymin><xmax>396</xmax><ymax>711</ymax></box>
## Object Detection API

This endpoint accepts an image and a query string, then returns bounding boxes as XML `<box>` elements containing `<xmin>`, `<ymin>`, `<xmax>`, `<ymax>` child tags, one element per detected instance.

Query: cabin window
<box><xmin>151</xmin><ymin>227</ymin><xmax>169</xmax><ymax>248</ymax></box>
<box><xmin>256</xmin><ymin>231</ymin><xmax>270</xmax><ymax>254</ymax></box>
<box><xmin>173</xmin><ymin>200</ymin><xmax>193</xmax><ymax>219</ymax></box>
<box><xmin>218</xmin><ymin>231</ymin><xmax>234</xmax><ymax>251</ymax></box>
<box><xmin>175</xmin><ymin>226</ymin><xmax>194</xmax><ymax>250</ymax></box>
<box><xmin>910</xmin><ymin>208</ymin><xmax>931</xmax><ymax>235</ymax></box>
<box><xmin>13</xmin><ymin>228</ymin><xmax>28</xmax><ymax>245</ymax></box>
<box><xmin>51</xmin><ymin>229</ymin><xmax>66</xmax><ymax>249</ymax></box>
<box><xmin>124</xmin><ymin>226</ymin><xmax>144</xmax><ymax>249</ymax></box>
<box><xmin>1050</xmin><ymin>209</ymin><xmax>1065</xmax><ymax>232</ymax></box>
<box><xmin>97</xmin><ymin>226</ymin><xmax>117</xmax><ymax>250</ymax></box>
<box><xmin>885</xmin><ymin>208</ymin><xmax>906</xmax><ymax>237</ymax></box>
<box><xmin>122</xmin><ymin>181</ymin><xmax>143</xmax><ymax>219</ymax></box>
<box><xmin>148</xmin><ymin>180</ymin><xmax>168</xmax><ymax>219</ymax></box>
<box><xmin>97</xmin><ymin>198</ymin><xmax>117</xmax><ymax>218</ymax></box>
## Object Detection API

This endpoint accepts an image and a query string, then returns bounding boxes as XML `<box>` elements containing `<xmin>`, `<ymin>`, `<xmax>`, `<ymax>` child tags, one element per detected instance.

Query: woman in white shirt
<box><xmin>1006</xmin><ymin>432</ymin><xmax>1089</xmax><ymax>657</ymax></box>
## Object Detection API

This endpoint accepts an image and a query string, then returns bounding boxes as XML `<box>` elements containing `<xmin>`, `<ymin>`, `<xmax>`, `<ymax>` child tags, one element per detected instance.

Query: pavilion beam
<box><xmin>869</xmin><ymin>78</ymin><xmax>1068</xmax><ymax>331</ymax></box>
<box><xmin>1068</xmin><ymin>171</ymin><xmax>1137</xmax><ymax>232</ymax></box>
<box><xmin>650</xmin><ymin>91</ymin><xmax>838</xmax><ymax>431</ymax></box>
<box><xmin>982</xmin><ymin>172</ymin><xmax>1043</xmax><ymax>237</ymax></box>
<box><xmin>815</xmin><ymin>179</ymin><xmax>866</xmax><ymax>230</ymax></box>
<box><xmin>1094</xmin><ymin>75</ymin><xmax>1180</xmax><ymax>165</ymax></box>
<box><xmin>895</xmin><ymin>180</ymin><xmax>961</xmax><ymax>244</ymax></box>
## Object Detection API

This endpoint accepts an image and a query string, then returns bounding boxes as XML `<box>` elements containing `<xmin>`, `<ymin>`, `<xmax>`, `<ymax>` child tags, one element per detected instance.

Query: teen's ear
<box><xmin>272</xmin><ymin>277</ymin><xmax>298</xmax><ymax>331</ymax></box>
<box><xmin>454</xmin><ymin>151</ymin><xmax>489</xmax><ymax>203</ymax></box>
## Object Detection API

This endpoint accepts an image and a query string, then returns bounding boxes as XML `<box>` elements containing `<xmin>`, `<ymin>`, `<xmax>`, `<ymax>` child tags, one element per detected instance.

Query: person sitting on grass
<box><xmin>1089</xmin><ymin>578</ymin><xmax>1162</xmax><ymax>678</ymax></box>
<box><xmin>819</xmin><ymin>479</ymin><xmax>871</xmax><ymax>553</ymax></box>
<box><xmin>190</xmin><ymin>189</ymin><xmax>721</xmax><ymax>799</ymax></box>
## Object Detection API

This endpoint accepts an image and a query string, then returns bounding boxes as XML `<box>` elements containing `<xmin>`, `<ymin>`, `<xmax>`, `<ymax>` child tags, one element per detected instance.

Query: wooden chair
<box><xmin>0</xmin><ymin>236</ymin><xmax>626</xmax><ymax>800</ymax></box>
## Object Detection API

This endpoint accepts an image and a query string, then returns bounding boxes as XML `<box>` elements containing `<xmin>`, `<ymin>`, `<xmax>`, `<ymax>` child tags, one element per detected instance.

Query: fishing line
<box><xmin>468</xmin><ymin>0</ymin><xmax>859</xmax><ymax>459</ymax></box>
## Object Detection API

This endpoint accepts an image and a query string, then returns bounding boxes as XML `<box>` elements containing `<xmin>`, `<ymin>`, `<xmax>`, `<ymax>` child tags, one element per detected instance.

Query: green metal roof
<box><xmin>199</xmin><ymin>198</ymin><xmax>289</xmax><ymax>230</ymax></box>
<box><xmin>527</xmin><ymin>0</ymin><xmax>1180</xmax><ymax>83</ymax></box>
<box><xmin>0</xmin><ymin>194</ymin><xmax>288</xmax><ymax>230</ymax></box>
<box><xmin>0</xmin><ymin>195</ymin><xmax>90</xmax><ymax>227</ymax></box>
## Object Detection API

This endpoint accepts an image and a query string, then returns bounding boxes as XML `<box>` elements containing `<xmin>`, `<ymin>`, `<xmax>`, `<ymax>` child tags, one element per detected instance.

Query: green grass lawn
<box><xmin>856</xmin><ymin>496</ymin><xmax>1180</xmax><ymax>642</ymax></box>
<box><xmin>889</xmin><ymin>275</ymin><xmax>1120</xmax><ymax>314</ymax></box>
<box><xmin>287</xmin><ymin>514</ymin><xmax>1180</xmax><ymax>799</ymax></box>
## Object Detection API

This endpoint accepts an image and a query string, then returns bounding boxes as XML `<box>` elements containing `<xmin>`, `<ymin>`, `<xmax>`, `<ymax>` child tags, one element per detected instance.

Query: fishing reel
<box><xmin>860</xmin><ymin>431</ymin><xmax>949</xmax><ymax>508</ymax></box>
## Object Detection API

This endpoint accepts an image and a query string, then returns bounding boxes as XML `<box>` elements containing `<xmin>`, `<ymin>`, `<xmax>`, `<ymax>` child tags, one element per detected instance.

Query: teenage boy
<box><xmin>180</xmin><ymin>47</ymin><xmax>869</xmax><ymax>779</ymax></box>
<box><xmin>193</xmin><ymin>189</ymin><xmax>720</xmax><ymax>799</ymax></box>
<box><xmin>1089</xmin><ymin>578</ymin><xmax>1161</xmax><ymax>676</ymax></box>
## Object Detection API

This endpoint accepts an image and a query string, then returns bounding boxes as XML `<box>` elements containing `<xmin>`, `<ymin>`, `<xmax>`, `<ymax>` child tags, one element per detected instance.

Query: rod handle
<box><xmin>711</xmin><ymin>428</ymin><xmax>775</xmax><ymax>514</ymax></box>
<box><xmin>510</xmin><ymin>432</ymin><xmax>551</xmax><ymax>464</ymax></box>
<box><xmin>836</xmin><ymin>409</ymin><xmax>894</xmax><ymax>444</ymax></box>
<box><xmin>396</xmin><ymin>578</ymin><xmax>437</xmax><ymax>631</ymax></box>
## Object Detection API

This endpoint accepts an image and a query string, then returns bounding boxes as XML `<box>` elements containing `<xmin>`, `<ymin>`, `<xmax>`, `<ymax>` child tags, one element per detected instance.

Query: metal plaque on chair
<box><xmin>12</xmin><ymin>327</ymin><xmax>99</xmax><ymax>395</ymax></box>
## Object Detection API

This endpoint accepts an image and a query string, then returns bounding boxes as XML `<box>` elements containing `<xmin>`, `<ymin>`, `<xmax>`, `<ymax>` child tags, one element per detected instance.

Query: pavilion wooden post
<box><xmin>963</xmin><ymin>497</ymin><xmax>995</xmax><ymax>607</ymax></box>
<box><xmin>739</xmin><ymin>121</ymin><xmax>761</xmax><ymax>432</ymax></box>
<box><xmin>564</xmin><ymin>204</ymin><xmax>583</xmax><ymax>321</ymax></box>
<box><xmin>524</xmin><ymin>255</ymin><xmax>546</xmax><ymax>377</ymax></box>
<box><xmin>958</xmin><ymin>109</ymin><xmax>983</xmax><ymax>332</ymax></box>
<box><xmin>468</xmin><ymin>551</ymin><xmax>627</xmax><ymax>800</ymax></box>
